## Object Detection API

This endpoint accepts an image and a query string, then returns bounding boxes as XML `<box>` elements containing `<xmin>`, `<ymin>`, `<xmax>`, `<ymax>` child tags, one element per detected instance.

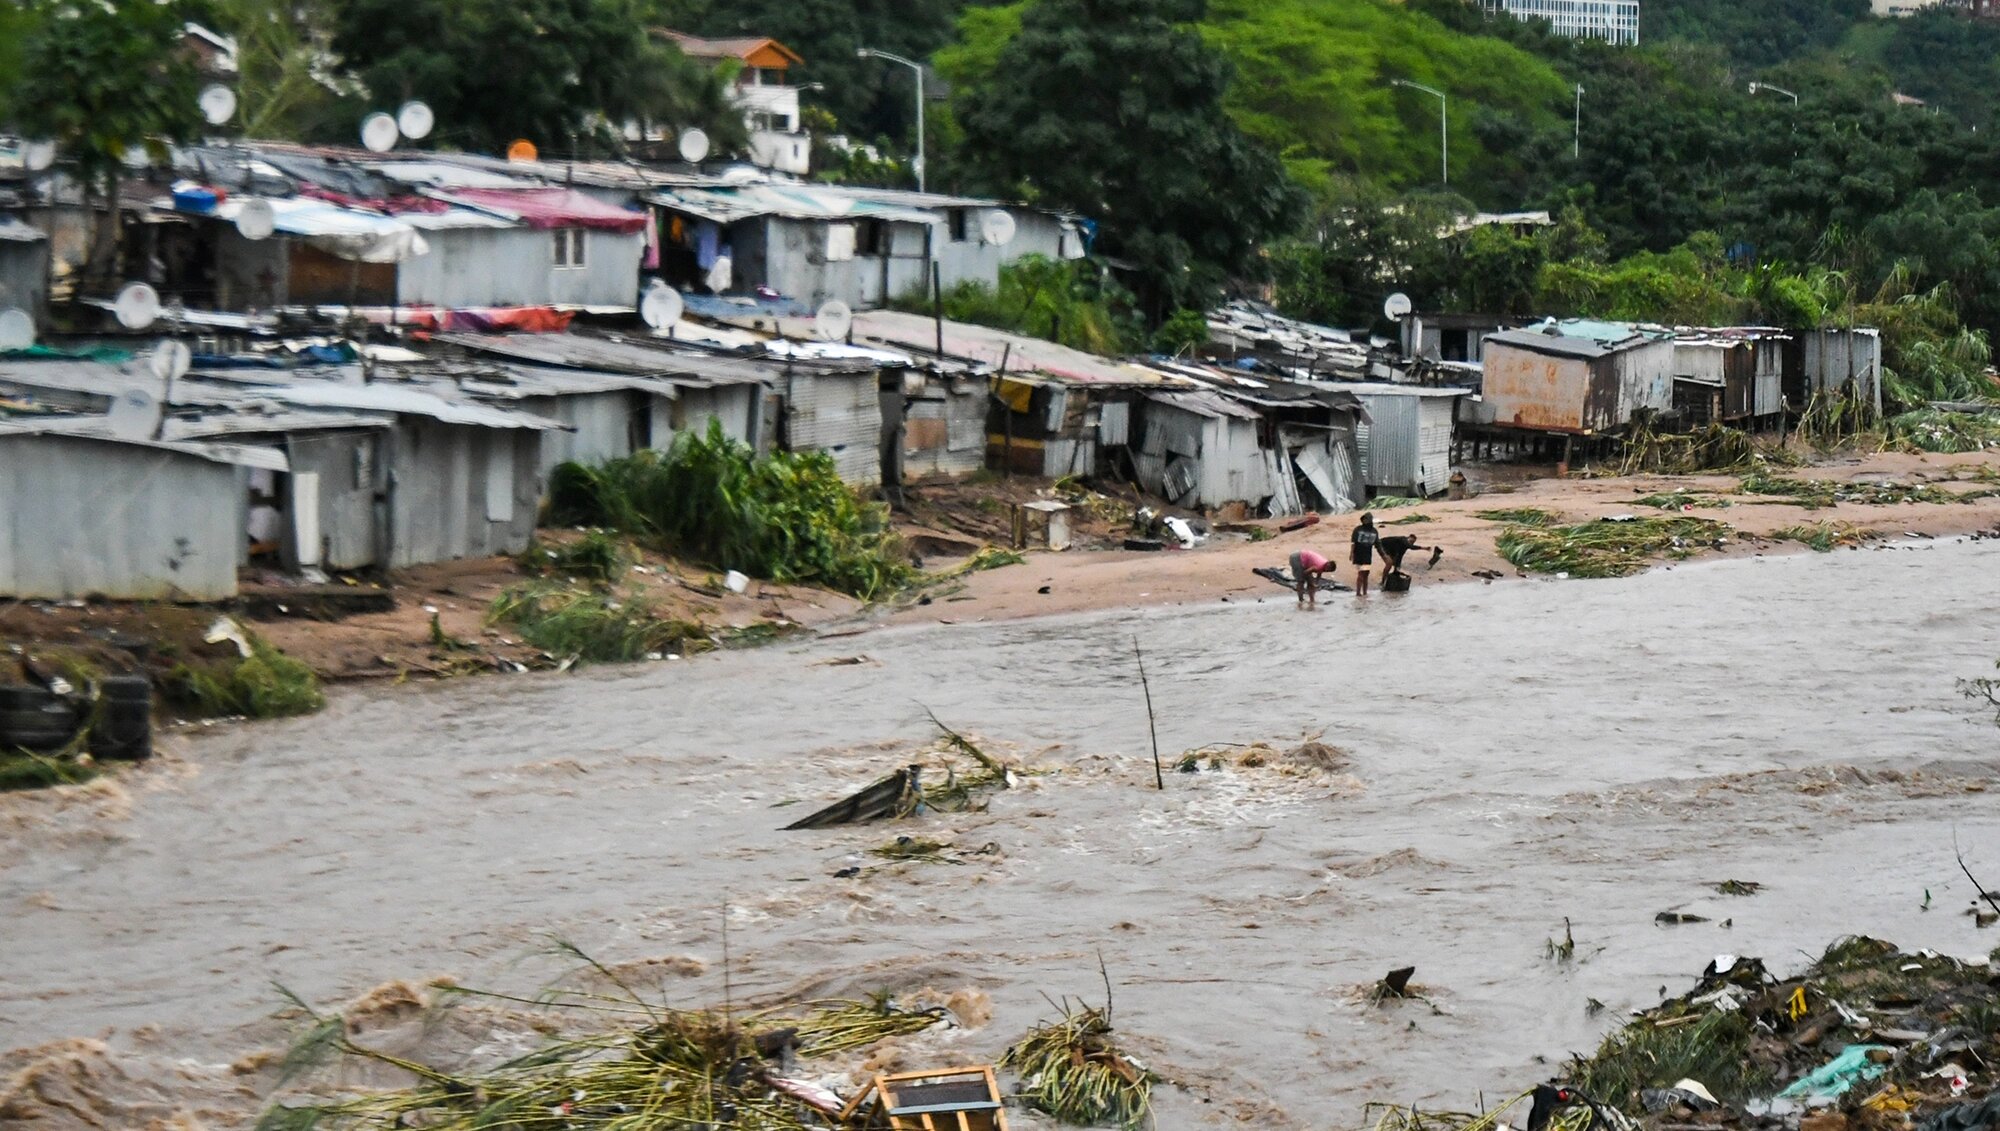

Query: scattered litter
<box><xmin>725</xmin><ymin>570</ymin><xmax>750</xmax><ymax>594</ymax></box>
<box><xmin>1655</xmin><ymin>911</ymin><xmax>1710</xmax><ymax>925</ymax></box>
<box><xmin>1715</xmin><ymin>879</ymin><xmax>1764</xmax><ymax>896</ymax></box>
<box><xmin>204</xmin><ymin>615</ymin><xmax>253</xmax><ymax>659</ymax></box>
<box><xmin>1778</xmin><ymin>1046</ymin><xmax>1894</xmax><ymax>1103</ymax></box>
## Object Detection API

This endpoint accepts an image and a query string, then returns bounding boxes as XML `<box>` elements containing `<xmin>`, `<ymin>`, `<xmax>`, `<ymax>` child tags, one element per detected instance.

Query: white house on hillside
<box><xmin>656</xmin><ymin>30</ymin><xmax>811</xmax><ymax>176</ymax></box>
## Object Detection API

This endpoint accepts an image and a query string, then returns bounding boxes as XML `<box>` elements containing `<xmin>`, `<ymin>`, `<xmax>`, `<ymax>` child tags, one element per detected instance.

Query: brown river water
<box><xmin>4</xmin><ymin>538</ymin><xmax>1999</xmax><ymax>1128</ymax></box>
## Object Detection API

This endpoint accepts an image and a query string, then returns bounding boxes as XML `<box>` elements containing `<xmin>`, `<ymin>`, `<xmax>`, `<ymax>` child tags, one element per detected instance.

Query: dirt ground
<box><xmin>4</xmin><ymin>449</ymin><xmax>1998</xmax><ymax>689</ymax></box>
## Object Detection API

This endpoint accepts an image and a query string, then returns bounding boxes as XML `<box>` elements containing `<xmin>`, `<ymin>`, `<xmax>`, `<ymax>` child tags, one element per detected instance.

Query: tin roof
<box><xmin>762</xmin><ymin>310</ymin><xmax>1187</xmax><ymax>387</ymax></box>
<box><xmin>0</xmin><ymin>216</ymin><xmax>45</xmax><ymax>243</ymax></box>
<box><xmin>436</xmin><ymin>331</ymin><xmax>786</xmax><ymax>387</ymax></box>
<box><xmin>646</xmin><ymin>183</ymin><xmax>942</xmax><ymax>226</ymax></box>
<box><xmin>0</xmin><ymin>413</ymin><xmax>289</xmax><ymax>471</ymax></box>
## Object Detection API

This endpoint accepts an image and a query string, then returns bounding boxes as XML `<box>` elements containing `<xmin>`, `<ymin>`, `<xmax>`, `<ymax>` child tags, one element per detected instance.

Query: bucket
<box><xmin>88</xmin><ymin>676</ymin><xmax>153</xmax><ymax>761</ymax></box>
<box><xmin>1382</xmin><ymin>571</ymin><xmax>1412</xmax><ymax>593</ymax></box>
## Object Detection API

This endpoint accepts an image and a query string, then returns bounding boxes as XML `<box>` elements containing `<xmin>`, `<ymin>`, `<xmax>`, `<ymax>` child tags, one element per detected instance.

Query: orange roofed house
<box><xmin>654</xmin><ymin>30</ymin><xmax>810</xmax><ymax>175</ymax></box>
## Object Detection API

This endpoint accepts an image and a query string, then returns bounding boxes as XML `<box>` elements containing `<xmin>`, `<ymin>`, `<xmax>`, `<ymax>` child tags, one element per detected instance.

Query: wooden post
<box><xmin>931</xmin><ymin>261</ymin><xmax>943</xmax><ymax>359</ymax></box>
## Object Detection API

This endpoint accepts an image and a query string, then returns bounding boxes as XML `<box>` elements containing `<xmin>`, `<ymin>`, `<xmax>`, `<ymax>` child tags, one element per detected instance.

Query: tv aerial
<box><xmin>980</xmin><ymin>209</ymin><xmax>1017</xmax><ymax>247</ymax></box>
<box><xmin>360</xmin><ymin>112</ymin><xmax>400</xmax><ymax>154</ymax></box>
<box><xmin>813</xmin><ymin>300</ymin><xmax>853</xmax><ymax>342</ymax></box>
<box><xmin>199</xmin><ymin>84</ymin><xmax>237</xmax><ymax>126</ymax></box>
<box><xmin>639</xmin><ymin>283</ymin><xmax>684</xmax><ymax>332</ymax></box>
<box><xmin>397</xmin><ymin>101</ymin><xmax>435</xmax><ymax>141</ymax></box>
<box><xmin>678</xmin><ymin>128</ymin><xmax>710</xmax><ymax>165</ymax></box>
<box><xmin>113</xmin><ymin>282</ymin><xmax>161</xmax><ymax>330</ymax></box>
<box><xmin>235</xmin><ymin>198</ymin><xmax>276</xmax><ymax>241</ymax></box>
<box><xmin>0</xmin><ymin>307</ymin><xmax>34</xmax><ymax>351</ymax></box>
<box><xmin>107</xmin><ymin>387</ymin><xmax>164</xmax><ymax>441</ymax></box>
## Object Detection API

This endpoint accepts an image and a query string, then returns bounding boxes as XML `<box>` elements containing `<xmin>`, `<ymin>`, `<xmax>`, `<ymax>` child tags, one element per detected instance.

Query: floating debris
<box><xmin>1002</xmin><ymin>1003</ymin><xmax>1152</xmax><ymax>1129</ymax></box>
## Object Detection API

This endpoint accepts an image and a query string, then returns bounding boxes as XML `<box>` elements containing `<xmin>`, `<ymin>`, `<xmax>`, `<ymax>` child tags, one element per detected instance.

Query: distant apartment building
<box><xmin>1483</xmin><ymin>0</ymin><xmax>1640</xmax><ymax>44</ymax></box>
<box><xmin>656</xmin><ymin>31</ymin><xmax>810</xmax><ymax>176</ymax></box>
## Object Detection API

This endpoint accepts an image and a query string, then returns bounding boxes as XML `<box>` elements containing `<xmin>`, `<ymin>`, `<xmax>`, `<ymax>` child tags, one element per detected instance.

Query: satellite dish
<box><xmin>150</xmin><ymin>339</ymin><xmax>192</xmax><ymax>382</ymax></box>
<box><xmin>678</xmin><ymin>128</ymin><xmax>710</xmax><ymax>165</ymax></box>
<box><xmin>813</xmin><ymin>300</ymin><xmax>853</xmax><ymax>342</ymax></box>
<box><xmin>121</xmin><ymin>142</ymin><xmax>153</xmax><ymax>170</ymax></box>
<box><xmin>235</xmin><ymin>197</ymin><xmax>276</xmax><ymax>241</ymax></box>
<box><xmin>360</xmin><ymin>112</ymin><xmax>400</xmax><ymax>154</ymax></box>
<box><xmin>23</xmin><ymin>139</ymin><xmax>56</xmax><ymax>172</ymax></box>
<box><xmin>199</xmin><ymin>84</ymin><xmax>237</xmax><ymax>126</ymax></box>
<box><xmin>506</xmin><ymin>138</ymin><xmax>538</xmax><ymax>163</ymax></box>
<box><xmin>107</xmin><ymin>387</ymin><xmax>163</xmax><ymax>442</ymax></box>
<box><xmin>0</xmin><ymin>307</ymin><xmax>34</xmax><ymax>351</ymax></box>
<box><xmin>113</xmin><ymin>282</ymin><xmax>161</xmax><ymax>330</ymax></box>
<box><xmin>639</xmin><ymin>284</ymin><xmax>684</xmax><ymax>330</ymax></box>
<box><xmin>397</xmin><ymin>100</ymin><xmax>435</xmax><ymax>141</ymax></box>
<box><xmin>1383</xmin><ymin>292</ymin><xmax>1413</xmax><ymax>319</ymax></box>
<box><xmin>980</xmin><ymin>209</ymin><xmax>1017</xmax><ymax>247</ymax></box>
<box><xmin>705</xmin><ymin>255</ymin><xmax>733</xmax><ymax>294</ymax></box>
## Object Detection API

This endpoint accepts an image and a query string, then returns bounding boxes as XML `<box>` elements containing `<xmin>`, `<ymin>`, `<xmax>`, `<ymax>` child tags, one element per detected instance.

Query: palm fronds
<box><xmin>1002</xmin><ymin>1003</ymin><xmax>1153</xmax><ymax>1128</ymax></box>
<box><xmin>1495</xmin><ymin>517</ymin><xmax>1730</xmax><ymax>578</ymax></box>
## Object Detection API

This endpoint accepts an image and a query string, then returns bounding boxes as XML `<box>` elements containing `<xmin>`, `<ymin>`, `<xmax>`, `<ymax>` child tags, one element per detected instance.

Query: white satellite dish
<box><xmin>0</xmin><ymin>307</ymin><xmax>34</xmax><ymax>351</ymax></box>
<box><xmin>397</xmin><ymin>100</ymin><xmax>435</xmax><ymax>141</ymax></box>
<box><xmin>678</xmin><ymin>128</ymin><xmax>710</xmax><ymax>165</ymax></box>
<box><xmin>113</xmin><ymin>282</ymin><xmax>161</xmax><ymax>330</ymax></box>
<box><xmin>639</xmin><ymin>284</ymin><xmax>684</xmax><ymax>330</ymax></box>
<box><xmin>107</xmin><ymin>387</ymin><xmax>163</xmax><ymax>441</ymax></box>
<box><xmin>705</xmin><ymin>254</ymin><xmax>732</xmax><ymax>294</ymax></box>
<box><xmin>813</xmin><ymin>300</ymin><xmax>853</xmax><ymax>342</ymax></box>
<box><xmin>23</xmin><ymin>139</ymin><xmax>56</xmax><ymax>172</ymax></box>
<box><xmin>121</xmin><ymin>142</ymin><xmax>153</xmax><ymax>170</ymax></box>
<box><xmin>360</xmin><ymin>112</ymin><xmax>400</xmax><ymax>154</ymax></box>
<box><xmin>199</xmin><ymin>84</ymin><xmax>237</xmax><ymax>126</ymax></box>
<box><xmin>1383</xmin><ymin>292</ymin><xmax>1413</xmax><ymax>319</ymax></box>
<box><xmin>235</xmin><ymin>197</ymin><xmax>276</xmax><ymax>241</ymax></box>
<box><xmin>150</xmin><ymin>339</ymin><xmax>192</xmax><ymax>382</ymax></box>
<box><xmin>980</xmin><ymin>209</ymin><xmax>1017</xmax><ymax>247</ymax></box>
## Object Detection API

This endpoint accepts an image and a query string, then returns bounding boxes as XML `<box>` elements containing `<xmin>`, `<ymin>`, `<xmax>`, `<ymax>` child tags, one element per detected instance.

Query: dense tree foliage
<box><xmin>1642</xmin><ymin>0</ymin><xmax>1868</xmax><ymax>67</ymax></box>
<box><xmin>952</xmin><ymin>0</ymin><xmax>1301</xmax><ymax>316</ymax></box>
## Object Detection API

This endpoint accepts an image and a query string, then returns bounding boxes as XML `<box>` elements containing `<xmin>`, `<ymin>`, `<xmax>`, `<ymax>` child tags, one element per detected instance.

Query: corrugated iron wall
<box><xmin>285</xmin><ymin>429</ymin><xmax>383</xmax><ymax>571</ymax></box>
<box><xmin>788</xmin><ymin>371</ymin><xmax>882</xmax><ymax>486</ymax></box>
<box><xmin>0</xmin><ymin>434</ymin><xmax>243</xmax><ymax>600</ymax></box>
<box><xmin>387</xmin><ymin>421</ymin><xmax>541</xmax><ymax>568</ymax></box>
<box><xmin>525</xmin><ymin>390</ymin><xmax>649</xmax><ymax>479</ymax></box>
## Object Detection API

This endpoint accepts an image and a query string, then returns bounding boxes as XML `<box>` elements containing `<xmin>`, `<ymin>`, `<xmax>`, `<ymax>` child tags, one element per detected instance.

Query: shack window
<box><xmin>553</xmin><ymin>229</ymin><xmax>587</xmax><ymax>269</ymax></box>
<box><xmin>855</xmin><ymin>219</ymin><xmax>883</xmax><ymax>256</ymax></box>
<box><xmin>948</xmin><ymin>209</ymin><xmax>969</xmax><ymax>242</ymax></box>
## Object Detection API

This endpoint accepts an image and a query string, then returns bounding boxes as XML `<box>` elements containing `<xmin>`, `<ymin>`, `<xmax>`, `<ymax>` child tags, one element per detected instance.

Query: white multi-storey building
<box><xmin>1484</xmin><ymin>0</ymin><xmax>1640</xmax><ymax>45</ymax></box>
<box><xmin>656</xmin><ymin>31</ymin><xmax>812</xmax><ymax>176</ymax></box>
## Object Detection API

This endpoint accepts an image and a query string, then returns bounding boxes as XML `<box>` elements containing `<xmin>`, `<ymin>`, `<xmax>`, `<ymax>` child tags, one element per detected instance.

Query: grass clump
<box><xmin>1387</xmin><ymin>512</ymin><xmax>1434</xmax><ymax>524</ymax></box>
<box><xmin>1496</xmin><ymin>516</ymin><xmax>1730</xmax><ymax>578</ymax></box>
<box><xmin>1571</xmin><ymin>1007</ymin><xmax>1764</xmax><ymax>1109</ymax></box>
<box><xmin>1633</xmin><ymin>489</ymin><xmax>1733</xmax><ymax>510</ymax></box>
<box><xmin>1740</xmin><ymin>470</ymin><xmax>1962</xmax><ymax>508</ymax></box>
<box><xmin>1476</xmin><ymin>506</ymin><xmax>1559</xmax><ymax>526</ymax></box>
<box><xmin>1366</xmin><ymin>495</ymin><xmax>1427</xmax><ymax>510</ymax></box>
<box><xmin>1002</xmin><ymin>1003</ymin><xmax>1153</xmax><ymax>1129</ymax></box>
<box><xmin>1886</xmin><ymin>408</ymin><xmax>2000</xmax><ymax>453</ymax></box>
<box><xmin>518</xmin><ymin>530</ymin><xmax>628</xmax><ymax>584</ymax></box>
<box><xmin>547</xmin><ymin>421</ymin><xmax>911</xmax><ymax>600</ymax></box>
<box><xmin>166</xmin><ymin>641</ymin><xmax>323</xmax><ymax>719</ymax></box>
<box><xmin>489</xmin><ymin>581</ymin><xmax>712</xmax><ymax>664</ymax></box>
<box><xmin>0</xmin><ymin>749</ymin><xmax>97</xmax><ymax>791</ymax></box>
<box><xmin>1768</xmin><ymin>521</ymin><xmax>1875</xmax><ymax>552</ymax></box>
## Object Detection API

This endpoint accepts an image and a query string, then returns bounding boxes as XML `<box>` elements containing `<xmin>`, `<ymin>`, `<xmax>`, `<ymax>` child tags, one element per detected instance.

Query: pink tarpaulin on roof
<box><xmin>446</xmin><ymin>188</ymin><xmax>648</xmax><ymax>233</ymax></box>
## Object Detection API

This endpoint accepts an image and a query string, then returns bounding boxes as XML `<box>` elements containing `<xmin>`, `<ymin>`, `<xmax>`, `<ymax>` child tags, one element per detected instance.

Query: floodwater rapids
<box><xmin>4</xmin><ymin>538</ymin><xmax>1999</xmax><ymax>1128</ymax></box>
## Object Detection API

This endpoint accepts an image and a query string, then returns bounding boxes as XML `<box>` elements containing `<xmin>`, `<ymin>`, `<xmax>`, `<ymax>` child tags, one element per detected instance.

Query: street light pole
<box><xmin>1574</xmin><ymin>83</ymin><xmax>1583</xmax><ymax>159</ymax></box>
<box><xmin>857</xmin><ymin>46</ymin><xmax>925</xmax><ymax>192</ymax></box>
<box><xmin>1747</xmin><ymin>81</ymin><xmax>1799</xmax><ymax>104</ymax></box>
<box><xmin>1391</xmin><ymin>79</ymin><xmax>1448</xmax><ymax>186</ymax></box>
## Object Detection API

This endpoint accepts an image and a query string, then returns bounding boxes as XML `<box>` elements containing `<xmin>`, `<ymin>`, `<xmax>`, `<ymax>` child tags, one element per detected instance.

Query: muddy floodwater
<box><xmin>5</xmin><ymin>540</ymin><xmax>2000</xmax><ymax>1128</ymax></box>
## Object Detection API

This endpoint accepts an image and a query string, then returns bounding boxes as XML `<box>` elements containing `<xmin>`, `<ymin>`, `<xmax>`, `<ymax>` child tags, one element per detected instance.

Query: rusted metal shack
<box><xmin>1480</xmin><ymin>323</ymin><xmax>1675</xmax><ymax>434</ymax></box>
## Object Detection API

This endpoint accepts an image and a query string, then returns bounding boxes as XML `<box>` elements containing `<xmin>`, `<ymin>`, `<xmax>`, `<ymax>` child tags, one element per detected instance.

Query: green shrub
<box><xmin>490</xmin><ymin>582</ymin><xmax>712</xmax><ymax>663</ymax></box>
<box><xmin>518</xmin><ymin>530</ymin><xmax>629</xmax><ymax>584</ymax></box>
<box><xmin>547</xmin><ymin>423</ymin><xmax>911</xmax><ymax>600</ymax></box>
<box><xmin>166</xmin><ymin>641</ymin><xmax>323</xmax><ymax>719</ymax></box>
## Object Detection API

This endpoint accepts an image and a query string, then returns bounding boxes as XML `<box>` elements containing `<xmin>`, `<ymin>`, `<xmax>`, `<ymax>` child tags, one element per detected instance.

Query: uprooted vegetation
<box><xmin>780</xmin><ymin>714</ymin><xmax>1021</xmax><ymax>830</ymax></box>
<box><xmin>1476</xmin><ymin>507</ymin><xmax>1561</xmax><ymax>527</ymax></box>
<box><xmin>1495</xmin><ymin>516</ymin><xmax>1731</xmax><ymax>579</ymax></box>
<box><xmin>1767</xmin><ymin>521</ymin><xmax>1878</xmax><ymax>553</ymax></box>
<box><xmin>1617</xmin><ymin>418</ymin><xmax>1756</xmax><ymax>475</ymax></box>
<box><xmin>1738</xmin><ymin>470</ymin><xmax>1973</xmax><ymax>509</ymax></box>
<box><xmin>488</xmin><ymin>581</ymin><xmax>715</xmax><ymax>665</ymax></box>
<box><xmin>1886</xmin><ymin>409</ymin><xmax>2000</xmax><ymax>454</ymax></box>
<box><xmin>546</xmin><ymin>421</ymin><xmax>911</xmax><ymax>600</ymax></box>
<box><xmin>1363</xmin><ymin>937</ymin><xmax>2000</xmax><ymax>1131</ymax></box>
<box><xmin>1002</xmin><ymin>1002</ymin><xmax>1154</xmax><ymax>1129</ymax></box>
<box><xmin>257</xmin><ymin>973</ymin><xmax>968</xmax><ymax>1131</ymax></box>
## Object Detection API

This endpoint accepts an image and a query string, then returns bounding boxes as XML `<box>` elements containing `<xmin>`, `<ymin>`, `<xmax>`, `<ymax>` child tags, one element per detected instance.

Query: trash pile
<box><xmin>1365</xmin><ymin>937</ymin><xmax>2000</xmax><ymax>1131</ymax></box>
<box><xmin>781</xmin><ymin>716</ymin><xmax>1018</xmax><ymax>831</ymax></box>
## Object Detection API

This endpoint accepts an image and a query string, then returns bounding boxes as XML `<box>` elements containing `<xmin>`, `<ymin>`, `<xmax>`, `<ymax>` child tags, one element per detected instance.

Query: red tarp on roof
<box><xmin>446</xmin><ymin>188</ymin><xmax>648</xmax><ymax>233</ymax></box>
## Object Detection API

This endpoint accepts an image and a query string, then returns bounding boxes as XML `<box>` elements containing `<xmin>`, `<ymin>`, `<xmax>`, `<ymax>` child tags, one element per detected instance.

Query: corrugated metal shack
<box><xmin>1480</xmin><ymin>320</ymin><xmax>1675</xmax><ymax>434</ymax></box>
<box><xmin>1311</xmin><ymin>383</ymin><xmax>1464</xmax><ymax>499</ymax></box>
<box><xmin>1786</xmin><ymin>327</ymin><xmax>1883</xmax><ymax>416</ymax></box>
<box><xmin>1147</xmin><ymin>363</ymin><xmax>1370</xmax><ymax>514</ymax></box>
<box><xmin>1135</xmin><ymin>390</ymin><xmax>1270</xmax><ymax>510</ymax></box>
<box><xmin>0</xmin><ymin>415</ymin><xmax>285</xmax><ymax>600</ymax></box>
<box><xmin>0</xmin><ymin>216</ymin><xmax>50</xmax><ymax>323</ymax></box>
<box><xmin>1399</xmin><ymin>311</ymin><xmax>1525</xmax><ymax>365</ymax></box>
<box><xmin>1672</xmin><ymin>328</ymin><xmax>1787</xmax><ymax>426</ymax></box>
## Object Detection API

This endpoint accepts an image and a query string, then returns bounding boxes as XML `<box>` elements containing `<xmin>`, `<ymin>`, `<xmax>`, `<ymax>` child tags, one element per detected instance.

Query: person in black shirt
<box><xmin>1350</xmin><ymin>512</ymin><xmax>1380</xmax><ymax>596</ymax></box>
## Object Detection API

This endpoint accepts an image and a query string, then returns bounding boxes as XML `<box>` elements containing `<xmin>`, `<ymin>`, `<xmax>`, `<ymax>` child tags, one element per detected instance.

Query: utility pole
<box><xmin>1574</xmin><ymin>84</ymin><xmax>1583</xmax><ymax>159</ymax></box>
<box><xmin>1391</xmin><ymin>79</ymin><xmax>1449</xmax><ymax>186</ymax></box>
<box><xmin>857</xmin><ymin>47</ymin><xmax>926</xmax><ymax>192</ymax></box>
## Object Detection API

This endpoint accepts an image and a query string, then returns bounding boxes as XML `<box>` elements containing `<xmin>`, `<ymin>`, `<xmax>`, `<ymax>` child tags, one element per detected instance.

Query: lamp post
<box><xmin>1747</xmin><ymin>81</ymin><xmax>1799</xmax><ymax>104</ymax></box>
<box><xmin>857</xmin><ymin>46</ymin><xmax>925</xmax><ymax>192</ymax></box>
<box><xmin>1391</xmin><ymin>79</ymin><xmax>1448</xmax><ymax>186</ymax></box>
<box><xmin>1574</xmin><ymin>83</ymin><xmax>1583</xmax><ymax>159</ymax></box>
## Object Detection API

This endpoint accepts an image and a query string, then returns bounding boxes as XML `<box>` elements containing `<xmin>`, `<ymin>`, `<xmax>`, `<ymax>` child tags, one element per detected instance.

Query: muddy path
<box><xmin>4</xmin><ymin>538</ymin><xmax>1998</xmax><ymax>1128</ymax></box>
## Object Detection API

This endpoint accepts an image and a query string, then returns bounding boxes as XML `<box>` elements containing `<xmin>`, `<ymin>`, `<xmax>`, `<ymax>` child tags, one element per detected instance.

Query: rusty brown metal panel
<box><xmin>1483</xmin><ymin>344</ymin><xmax>1590</xmax><ymax>431</ymax></box>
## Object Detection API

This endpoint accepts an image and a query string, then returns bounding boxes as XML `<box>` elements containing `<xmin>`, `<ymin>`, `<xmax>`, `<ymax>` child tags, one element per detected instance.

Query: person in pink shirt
<box><xmin>1288</xmin><ymin>547</ymin><xmax>1335</xmax><ymax>608</ymax></box>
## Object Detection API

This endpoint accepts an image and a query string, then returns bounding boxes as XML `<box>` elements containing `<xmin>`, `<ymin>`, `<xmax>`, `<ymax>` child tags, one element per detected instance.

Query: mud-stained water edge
<box><xmin>4</xmin><ymin>539</ymin><xmax>1999</xmax><ymax>1128</ymax></box>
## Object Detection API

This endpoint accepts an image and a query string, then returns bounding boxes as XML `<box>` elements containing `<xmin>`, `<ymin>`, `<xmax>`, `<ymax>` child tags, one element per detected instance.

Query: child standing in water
<box><xmin>1350</xmin><ymin>512</ymin><xmax>1380</xmax><ymax>596</ymax></box>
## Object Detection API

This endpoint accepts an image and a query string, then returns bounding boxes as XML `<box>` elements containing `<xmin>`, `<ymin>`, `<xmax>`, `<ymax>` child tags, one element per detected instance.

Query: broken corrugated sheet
<box><xmin>437</xmin><ymin>331</ymin><xmax>783</xmax><ymax>387</ymax></box>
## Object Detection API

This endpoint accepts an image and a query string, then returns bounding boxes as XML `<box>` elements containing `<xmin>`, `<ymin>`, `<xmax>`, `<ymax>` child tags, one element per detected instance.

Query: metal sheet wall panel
<box><xmin>0</xmin><ymin>433</ymin><xmax>242</xmax><ymax>599</ymax></box>
<box><xmin>675</xmin><ymin>385</ymin><xmax>758</xmax><ymax>447</ymax></box>
<box><xmin>1354</xmin><ymin>394</ymin><xmax>1418</xmax><ymax>489</ymax></box>
<box><xmin>1098</xmin><ymin>400</ymin><xmax>1130</xmax><ymax>445</ymax></box>
<box><xmin>285</xmin><ymin>429</ymin><xmax>382</xmax><ymax>570</ymax></box>
<box><xmin>526</xmin><ymin>391</ymin><xmax>646</xmax><ymax>478</ymax></box>
<box><xmin>1481</xmin><ymin>343</ymin><xmax>1592</xmax><ymax>431</ymax></box>
<box><xmin>388</xmin><ymin>421</ymin><xmax>540</xmax><ymax>568</ymax></box>
<box><xmin>1416</xmin><ymin>398</ymin><xmax>1455</xmax><ymax>496</ymax></box>
<box><xmin>788</xmin><ymin>372</ymin><xmax>883</xmax><ymax>485</ymax></box>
